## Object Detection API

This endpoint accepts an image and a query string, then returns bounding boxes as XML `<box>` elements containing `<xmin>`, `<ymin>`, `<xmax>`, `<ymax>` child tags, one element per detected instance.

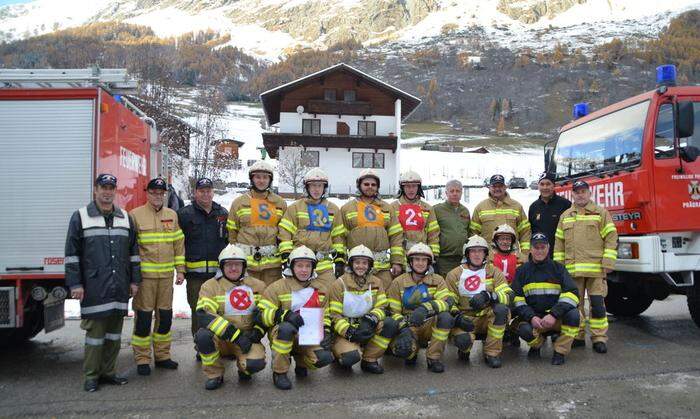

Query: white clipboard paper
<box><xmin>298</xmin><ymin>307</ymin><xmax>323</xmax><ymax>346</ymax></box>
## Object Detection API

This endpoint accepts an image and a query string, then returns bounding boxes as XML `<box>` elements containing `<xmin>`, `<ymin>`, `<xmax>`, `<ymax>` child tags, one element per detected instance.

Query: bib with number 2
<box><xmin>357</xmin><ymin>201</ymin><xmax>384</xmax><ymax>228</ymax></box>
<box><xmin>398</xmin><ymin>203</ymin><xmax>425</xmax><ymax>231</ymax></box>
<box><xmin>250</xmin><ymin>198</ymin><xmax>278</xmax><ymax>227</ymax></box>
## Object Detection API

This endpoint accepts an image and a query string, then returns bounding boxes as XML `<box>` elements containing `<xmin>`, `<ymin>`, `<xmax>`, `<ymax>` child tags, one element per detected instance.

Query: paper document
<box><xmin>298</xmin><ymin>307</ymin><xmax>323</xmax><ymax>346</ymax></box>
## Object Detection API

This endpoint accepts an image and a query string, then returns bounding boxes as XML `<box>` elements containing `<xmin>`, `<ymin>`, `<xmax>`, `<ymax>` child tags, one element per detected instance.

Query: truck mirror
<box><xmin>544</xmin><ymin>149</ymin><xmax>551</xmax><ymax>171</ymax></box>
<box><xmin>677</xmin><ymin>101</ymin><xmax>695</xmax><ymax>139</ymax></box>
<box><xmin>680</xmin><ymin>145</ymin><xmax>699</xmax><ymax>163</ymax></box>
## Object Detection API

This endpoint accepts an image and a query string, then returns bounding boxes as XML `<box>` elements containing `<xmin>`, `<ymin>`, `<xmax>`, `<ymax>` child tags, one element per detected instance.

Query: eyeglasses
<box><xmin>362</xmin><ymin>182</ymin><xmax>377</xmax><ymax>187</ymax></box>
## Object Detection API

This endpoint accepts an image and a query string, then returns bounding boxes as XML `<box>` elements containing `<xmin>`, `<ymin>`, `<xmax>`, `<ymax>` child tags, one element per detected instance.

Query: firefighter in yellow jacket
<box><xmin>130</xmin><ymin>178</ymin><xmax>184</xmax><ymax>376</ymax></box>
<box><xmin>470</xmin><ymin>174</ymin><xmax>531</xmax><ymax>260</ymax></box>
<box><xmin>194</xmin><ymin>244</ymin><xmax>267</xmax><ymax>390</ymax></box>
<box><xmin>554</xmin><ymin>180</ymin><xmax>618</xmax><ymax>354</ymax></box>
<box><xmin>278</xmin><ymin>168</ymin><xmax>346</xmax><ymax>283</ymax></box>
<box><xmin>341</xmin><ymin>169</ymin><xmax>403</xmax><ymax>289</ymax></box>
<box><xmin>258</xmin><ymin>246</ymin><xmax>334</xmax><ymax>390</ymax></box>
<box><xmin>328</xmin><ymin>245</ymin><xmax>398</xmax><ymax>374</ymax></box>
<box><xmin>391</xmin><ymin>170</ymin><xmax>440</xmax><ymax>257</ymax></box>
<box><xmin>227</xmin><ymin>161</ymin><xmax>287</xmax><ymax>286</ymax></box>
<box><xmin>445</xmin><ymin>235</ymin><xmax>513</xmax><ymax>368</ymax></box>
<box><xmin>387</xmin><ymin>243</ymin><xmax>455</xmax><ymax>373</ymax></box>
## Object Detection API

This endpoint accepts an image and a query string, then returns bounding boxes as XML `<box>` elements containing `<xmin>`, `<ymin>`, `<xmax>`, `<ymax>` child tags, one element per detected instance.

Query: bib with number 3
<box><xmin>250</xmin><ymin>198</ymin><xmax>278</xmax><ymax>227</ymax></box>
<box><xmin>357</xmin><ymin>201</ymin><xmax>384</xmax><ymax>228</ymax></box>
<box><xmin>458</xmin><ymin>268</ymin><xmax>486</xmax><ymax>297</ymax></box>
<box><xmin>398</xmin><ymin>203</ymin><xmax>425</xmax><ymax>231</ymax></box>
<box><xmin>306</xmin><ymin>203</ymin><xmax>331</xmax><ymax>232</ymax></box>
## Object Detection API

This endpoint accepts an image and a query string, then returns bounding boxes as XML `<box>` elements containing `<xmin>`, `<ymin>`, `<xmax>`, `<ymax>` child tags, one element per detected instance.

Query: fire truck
<box><xmin>545</xmin><ymin>65</ymin><xmax>700</xmax><ymax>327</ymax></box>
<box><xmin>0</xmin><ymin>68</ymin><xmax>169</xmax><ymax>342</ymax></box>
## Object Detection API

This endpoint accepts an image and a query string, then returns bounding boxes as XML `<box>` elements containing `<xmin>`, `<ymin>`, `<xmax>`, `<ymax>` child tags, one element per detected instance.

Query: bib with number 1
<box><xmin>250</xmin><ymin>198</ymin><xmax>278</xmax><ymax>227</ymax></box>
<box><xmin>357</xmin><ymin>201</ymin><xmax>384</xmax><ymax>228</ymax></box>
<box><xmin>398</xmin><ymin>203</ymin><xmax>425</xmax><ymax>231</ymax></box>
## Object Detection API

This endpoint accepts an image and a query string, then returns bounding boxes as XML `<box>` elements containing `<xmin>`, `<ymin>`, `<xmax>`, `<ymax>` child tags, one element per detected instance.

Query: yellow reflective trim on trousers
<box><xmin>487</xmin><ymin>324</ymin><xmax>505</xmax><ymax>339</ymax></box>
<box><xmin>560</xmin><ymin>325</ymin><xmax>579</xmax><ymax>337</ymax></box>
<box><xmin>271</xmin><ymin>339</ymin><xmax>293</xmax><ymax>354</ymax></box>
<box><xmin>566</xmin><ymin>263</ymin><xmax>602</xmax><ymax>273</ymax></box>
<box><xmin>131</xmin><ymin>335</ymin><xmax>151</xmax><ymax>347</ymax></box>
<box><xmin>208</xmin><ymin>317</ymin><xmax>229</xmax><ymax>336</ymax></box>
<box><xmin>369</xmin><ymin>334</ymin><xmax>390</xmax><ymax>349</ymax></box>
<box><xmin>589</xmin><ymin>317</ymin><xmax>608</xmax><ymax>329</ymax></box>
<box><xmin>200</xmin><ymin>350</ymin><xmax>220</xmax><ymax>366</ymax></box>
<box><xmin>152</xmin><ymin>332</ymin><xmax>172</xmax><ymax>342</ymax></box>
<box><xmin>431</xmin><ymin>327</ymin><xmax>449</xmax><ymax>341</ymax></box>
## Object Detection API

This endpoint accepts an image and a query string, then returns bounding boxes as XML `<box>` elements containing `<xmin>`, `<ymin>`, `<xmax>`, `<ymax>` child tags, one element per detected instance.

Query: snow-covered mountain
<box><xmin>1</xmin><ymin>0</ymin><xmax>698</xmax><ymax>60</ymax></box>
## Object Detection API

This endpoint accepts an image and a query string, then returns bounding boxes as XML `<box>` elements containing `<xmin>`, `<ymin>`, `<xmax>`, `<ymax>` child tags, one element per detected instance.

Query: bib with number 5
<box><xmin>398</xmin><ymin>203</ymin><xmax>425</xmax><ymax>232</ymax></box>
<box><xmin>357</xmin><ymin>201</ymin><xmax>384</xmax><ymax>228</ymax></box>
<box><xmin>250</xmin><ymin>198</ymin><xmax>278</xmax><ymax>227</ymax></box>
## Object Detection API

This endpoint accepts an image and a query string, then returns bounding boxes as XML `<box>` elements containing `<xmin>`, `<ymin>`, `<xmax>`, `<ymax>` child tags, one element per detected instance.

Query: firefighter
<box><xmin>328</xmin><ymin>245</ymin><xmax>398</xmax><ymax>374</ymax></box>
<box><xmin>177</xmin><ymin>177</ymin><xmax>229</xmax><ymax>357</ymax></box>
<box><xmin>392</xmin><ymin>170</ymin><xmax>440</xmax><ymax>259</ymax></box>
<box><xmin>65</xmin><ymin>174</ymin><xmax>141</xmax><ymax>392</ymax></box>
<box><xmin>469</xmin><ymin>174</ymin><xmax>531</xmax><ymax>262</ymax></box>
<box><xmin>554</xmin><ymin>180</ymin><xmax>618</xmax><ymax>353</ymax></box>
<box><xmin>340</xmin><ymin>169</ymin><xmax>404</xmax><ymax>289</ymax></box>
<box><xmin>387</xmin><ymin>243</ymin><xmax>454</xmax><ymax>373</ymax></box>
<box><xmin>130</xmin><ymin>178</ymin><xmax>184</xmax><ymax>375</ymax></box>
<box><xmin>445</xmin><ymin>235</ymin><xmax>513</xmax><ymax>368</ymax></box>
<box><xmin>228</xmin><ymin>161</ymin><xmax>287</xmax><ymax>286</ymax></box>
<box><xmin>258</xmin><ymin>246</ymin><xmax>334</xmax><ymax>390</ymax></box>
<box><xmin>512</xmin><ymin>233</ymin><xmax>581</xmax><ymax>365</ymax></box>
<box><xmin>528</xmin><ymin>172</ymin><xmax>571</xmax><ymax>258</ymax></box>
<box><xmin>278</xmin><ymin>168</ymin><xmax>346</xmax><ymax>283</ymax></box>
<box><xmin>490</xmin><ymin>224</ymin><xmax>522</xmax><ymax>347</ymax></box>
<box><xmin>193</xmin><ymin>244</ymin><xmax>267</xmax><ymax>390</ymax></box>
<box><xmin>433</xmin><ymin>179</ymin><xmax>470</xmax><ymax>276</ymax></box>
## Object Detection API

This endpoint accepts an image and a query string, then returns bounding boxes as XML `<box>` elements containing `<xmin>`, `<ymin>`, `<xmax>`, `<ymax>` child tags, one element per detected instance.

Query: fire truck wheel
<box><xmin>687</xmin><ymin>277</ymin><xmax>700</xmax><ymax>328</ymax></box>
<box><xmin>605</xmin><ymin>281</ymin><xmax>654</xmax><ymax>317</ymax></box>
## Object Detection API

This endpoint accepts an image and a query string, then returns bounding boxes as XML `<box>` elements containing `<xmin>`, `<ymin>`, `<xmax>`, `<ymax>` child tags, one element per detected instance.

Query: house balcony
<box><xmin>262</xmin><ymin>132</ymin><xmax>397</xmax><ymax>159</ymax></box>
<box><xmin>306</xmin><ymin>99</ymin><xmax>373</xmax><ymax>116</ymax></box>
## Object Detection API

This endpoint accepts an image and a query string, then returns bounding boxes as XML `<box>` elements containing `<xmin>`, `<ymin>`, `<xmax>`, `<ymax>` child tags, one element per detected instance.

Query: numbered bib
<box><xmin>458</xmin><ymin>268</ymin><xmax>486</xmax><ymax>297</ymax></box>
<box><xmin>398</xmin><ymin>203</ymin><xmax>425</xmax><ymax>232</ymax></box>
<box><xmin>250</xmin><ymin>198</ymin><xmax>278</xmax><ymax>227</ymax></box>
<box><xmin>291</xmin><ymin>287</ymin><xmax>321</xmax><ymax>312</ymax></box>
<box><xmin>306</xmin><ymin>203</ymin><xmax>332</xmax><ymax>232</ymax></box>
<box><xmin>402</xmin><ymin>283</ymin><xmax>431</xmax><ymax>310</ymax></box>
<box><xmin>493</xmin><ymin>253</ymin><xmax>517</xmax><ymax>283</ymax></box>
<box><xmin>225</xmin><ymin>285</ymin><xmax>255</xmax><ymax>315</ymax></box>
<box><xmin>357</xmin><ymin>202</ymin><xmax>384</xmax><ymax>228</ymax></box>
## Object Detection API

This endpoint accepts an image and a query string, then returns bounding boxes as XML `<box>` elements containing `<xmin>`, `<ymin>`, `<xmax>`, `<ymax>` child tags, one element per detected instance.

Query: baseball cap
<box><xmin>95</xmin><ymin>173</ymin><xmax>117</xmax><ymax>187</ymax></box>
<box><xmin>531</xmin><ymin>232</ymin><xmax>549</xmax><ymax>245</ymax></box>
<box><xmin>572</xmin><ymin>180</ymin><xmax>590</xmax><ymax>191</ymax></box>
<box><xmin>538</xmin><ymin>172</ymin><xmax>556</xmax><ymax>183</ymax></box>
<box><xmin>147</xmin><ymin>178</ymin><xmax>167</xmax><ymax>191</ymax></box>
<box><xmin>196</xmin><ymin>177</ymin><xmax>214</xmax><ymax>189</ymax></box>
<box><xmin>489</xmin><ymin>174</ymin><xmax>506</xmax><ymax>186</ymax></box>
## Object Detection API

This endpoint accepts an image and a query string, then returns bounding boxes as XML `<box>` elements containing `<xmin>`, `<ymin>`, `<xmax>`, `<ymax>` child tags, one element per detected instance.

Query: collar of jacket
<box><xmin>572</xmin><ymin>201</ymin><xmax>597</xmax><ymax>214</ymax></box>
<box><xmin>193</xmin><ymin>200</ymin><xmax>221</xmax><ymax>215</ymax></box>
<box><xmin>399</xmin><ymin>196</ymin><xmax>421</xmax><ymax>205</ymax></box>
<box><xmin>249</xmin><ymin>190</ymin><xmax>272</xmax><ymax>200</ymax></box>
<box><xmin>356</xmin><ymin>196</ymin><xmax>380</xmax><ymax>205</ymax></box>
<box><xmin>537</xmin><ymin>194</ymin><xmax>562</xmax><ymax>205</ymax></box>
<box><xmin>489</xmin><ymin>192</ymin><xmax>513</xmax><ymax>205</ymax></box>
<box><xmin>87</xmin><ymin>201</ymin><xmax>125</xmax><ymax>218</ymax></box>
<box><xmin>304</xmin><ymin>197</ymin><xmax>326</xmax><ymax>205</ymax></box>
<box><xmin>147</xmin><ymin>203</ymin><xmax>163</xmax><ymax>213</ymax></box>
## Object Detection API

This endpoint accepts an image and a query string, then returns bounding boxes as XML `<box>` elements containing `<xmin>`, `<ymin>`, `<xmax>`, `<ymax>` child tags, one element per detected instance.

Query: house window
<box><xmin>358</xmin><ymin>120</ymin><xmax>376</xmax><ymax>136</ymax></box>
<box><xmin>352</xmin><ymin>152</ymin><xmax>385</xmax><ymax>169</ymax></box>
<box><xmin>343</xmin><ymin>90</ymin><xmax>356</xmax><ymax>102</ymax></box>
<box><xmin>302</xmin><ymin>150</ymin><xmax>319</xmax><ymax>167</ymax></box>
<box><xmin>302</xmin><ymin>119</ymin><xmax>321</xmax><ymax>135</ymax></box>
<box><xmin>324</xmin><ymin>89</ymin><xmax>336</xmax><ymax>101</ymax></box>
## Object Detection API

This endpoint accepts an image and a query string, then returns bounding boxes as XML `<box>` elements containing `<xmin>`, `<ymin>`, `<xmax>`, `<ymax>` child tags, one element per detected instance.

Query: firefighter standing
<box><xmin>130</xmin><ymin>178</ymin><xmax>184</xmax><ymax>375</ymax></box>
<box><xmin>433</xmin><ymin>180</ymin><xmax>470</xmax><ymax>276</ymax></box>
<box><xmin>554</xmin><ymin>180</ymin><xmax>618</xmax><ymax>353</ymax></box>
<box><xmin>278</xmin><ymin>168</ymin><xmax>346</xmax><ymax>283</ymax></box>
<box><xmin>528</xmin><ymin>172</ymin><xmax>571</xmax><ymax>258</ymax></box>
<box><xmin>258</xmin><ymin>246</ymin><xmax>334</xmax><ymax>390</ymax></box>
<box><xmin>341</xmin><ymin>169</ymin><xmax>403</xmax><ymax>289</ymax></box>
<box><xmin>512</xmin><ymin>233</ymin><xmax>581</xmax><ymax>365</ymax></box>
<box><xmin>470</xmin><ymin>174</ymin><xmax>531</xmax><ymax>261</ymax></box>
<box><xmin>177</xmin><ymin>177</ymin><xmax>229</xmax><ymax>351</ymax></box>
<box><xmin>65</xmin><ymin>174</ymin><xmax>141</xmax><ymax>392</ymax></box>
<box><xmin>228</xmin><ymin>161</ymin><xmax>287</xmax><ymax>286</ymax></box>
<box><xmin>387</xmin><ymin>243</ymin><xmax>454</xmax><ymax>373</ymax></box>
<box><xmin>445</xmin><ymin>236</ymin><xmax>513</xmax><ymax>368</ymax></box>
<box><xmin>193</xmin><ymin>244</ymin><xmax>267</xmax><ymax>390</ymax></box>
<box><xmin>328</xmin><ymin>245</ymin><xmax>398</xmax><ymax>374</ymax></box>
<box><xmin>391</xmin><ymin>171</ymin><xmax>440</xmax><ymax>257</ymax></box>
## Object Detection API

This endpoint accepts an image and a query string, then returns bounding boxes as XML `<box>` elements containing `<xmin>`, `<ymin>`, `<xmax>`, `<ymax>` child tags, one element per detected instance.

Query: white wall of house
<box><xmin>279</xmin><ymin>112</ymin><xmax>397</xmax><ymax>136</ymax></box>
<box><xmin>278</xmin><ymin>146</ymin><xmax>397</xmax><ymax>196</ymax></box>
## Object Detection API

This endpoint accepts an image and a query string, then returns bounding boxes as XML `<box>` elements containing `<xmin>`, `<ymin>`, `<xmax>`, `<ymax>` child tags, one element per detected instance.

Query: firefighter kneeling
<box><xmin>258</xmin><ymin>246</ymin><xmax>334</xmax><ymax>390</ymax></box>
<box><xmin>387</xmin><ymin>243</ymin><xmax>454</xmax><ymax>373</ymax></box>
<box><xmin>512</xmin><ymin>233</ymin><xmax>581</xmax><ymax>365</ymax></box>
<box><xmin>328</xmin><ymin>245</ymin><xmax>398</xmax><ymax>374</ymax></box>
<box><xmin>194</xmin><ymin>245</ymin><xmax>267</xmax><ymax>390</ymax></box>
<box><xmin>445</xmin><ymin>235</ymin><xmax>513</xmax><ymax>368</ymax></box>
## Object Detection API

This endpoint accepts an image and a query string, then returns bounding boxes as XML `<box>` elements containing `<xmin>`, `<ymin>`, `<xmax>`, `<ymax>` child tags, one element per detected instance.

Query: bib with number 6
<box><xmin>225</xmin><ymin>285</ymin><xmax>255</xmax><ymax>315</ymax></box>
<box><xmin>250</xmin><ymin>198</ymin><xmax>278</xmax><ymax>227</ymax></box>
<box><xmin>398</xmin><ymin>203</ymin><xmax>425</xmax><ymax>231</ymax></box>
<box><xmin>458</xmin><ymin>268</ymin><xmax>486</xmax><ymax>297</ymax></box>
<box><xmin>357</xmin><ymin>201</ymin><xmax>384</xmax><ymax>228</ymax></box>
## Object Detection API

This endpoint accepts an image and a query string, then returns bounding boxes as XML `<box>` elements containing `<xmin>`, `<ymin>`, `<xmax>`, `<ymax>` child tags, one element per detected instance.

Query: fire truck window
<box><xmin>655</xmin><ymin>103</ymin><xmax>676</xmax><ymax>159</ymax></box>
<box><xmin>678</xmin><ymin>103</ymin><xmax>700</xmax><ymax>150</ymax></box>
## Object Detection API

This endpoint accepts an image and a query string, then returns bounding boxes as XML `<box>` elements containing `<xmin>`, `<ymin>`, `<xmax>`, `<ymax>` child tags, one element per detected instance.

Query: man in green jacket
<box><xmin>433</xmin><ymin>180</ymin><xmax>470</xmax><ymax>276</ymax></box>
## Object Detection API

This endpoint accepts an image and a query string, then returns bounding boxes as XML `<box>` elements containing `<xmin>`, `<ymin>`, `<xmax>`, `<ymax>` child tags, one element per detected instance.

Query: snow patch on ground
<box><xmin>638</xmin><ymin>372</ymin><xmax>700</xmax><ymax>392</ymax></box>
<box><xmin>351</xmin><ymin>397</ymin><xmax>439</xmax><ymax>416</ymax></box>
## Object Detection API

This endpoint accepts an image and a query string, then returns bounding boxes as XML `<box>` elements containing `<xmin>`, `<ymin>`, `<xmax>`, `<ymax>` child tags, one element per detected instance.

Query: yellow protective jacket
<box><xmin>278</xmin><ymin>198</ymin><xmax>346</xmax><ymax>272</ymax></box>
<box><xmin>130</xmin><ymin>203</ymin><xmax>185</xmax><ymax>279</ymax></box>
<box><xmin>386</xmin><ymin>272</ymin><xmax>452</xmax><ymax>324</ymax></box>
<box><xmin>391</xmin><ymin>196</ymin><xmax>440</xmax><ymax>256</ymax></box>
<box><xmin>195</xmin><ymin>274</ymin><xmax>267</xmax><ymax>338</ymax></box>
<box><xmin>444</xmin><ymin>263</ymin><xmax>513</xmax><ymax>316</ymax></box>
<box><xmin>469</xmin><ymin>193</ymin><xmax>532</xmax><ymax>254</ymax></box>
<box><xmin>340</xmin><ymin>197</ymin><xmax>404</xmax><ymax>270</ymax></box>
<box><xmin>553</xmin><ymin>201</ymin><xmax>618</xmax><ymax>278</ymax></box>
<box><xmin>257</xmin><ymin>276</ymin><xmax>332</xmax><ymax>330</ymax></box>
<box><xmin>328</xmin><ymin>272</ymin><xmax>387</xmax><ymax>336</ymax></box>
<box><xmin>227</xmin><ymin>190</ymin><xmax>287</xmax><ymax>272</ymax></box>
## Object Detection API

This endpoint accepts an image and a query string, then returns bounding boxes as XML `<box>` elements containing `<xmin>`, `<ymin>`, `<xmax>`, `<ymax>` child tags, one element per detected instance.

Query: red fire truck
<box><xmin>545</xmin><ymin>65</ymin><xmax>700</xmax><ymax>327</ymax></box>
<box><xmin>0</xmin><ymin>68</ymin><xmax>169</xmax><ymax>342</ymax></box>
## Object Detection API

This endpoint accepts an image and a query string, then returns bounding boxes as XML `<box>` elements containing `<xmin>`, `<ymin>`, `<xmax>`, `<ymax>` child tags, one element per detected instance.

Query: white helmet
<box><xmin>218</xmin><ymin>244</ymin><xmax>247</xmax><ymax>280</ymax></box>
<box><xmin>399</xmin><ymin>170</ymin><xmax>422</xmax><ymax>185</ymax></box>
<box><xmin>288</xmin><ymin>245</ymin><xmax>317</xmax><ymax>281</ymax></box>
<box><xmin>347</xmin><ymin>245</ymin><xmax>374</xmax><ymax>275</ymax></box>
<box><xmin>492</xmin><ymin>224</ymin><xmax>517</xmax><ymax>252</ymax></box>
<box><xmin>249</xmin><ymin>160</ymin><xmax>274</xmax><ymax>191</ymax></box>
<box><xmin>303</xmin><ymin>168</ymin><xmax>329</xmax><ymax>185</ymax></box>
<box><xmin>463</xmin><ymin>235</ymin><xmax>489</xmax><ymax>267</ymax></box>
<box><xmin>406</xmin><ymin>242</ymin><xmax>434</xmax><ymax>275</ymax></box>
<box><xmin>356</xmin><ymin>168</ymin><xmax>380</xmax><ymax>192</ymax></box>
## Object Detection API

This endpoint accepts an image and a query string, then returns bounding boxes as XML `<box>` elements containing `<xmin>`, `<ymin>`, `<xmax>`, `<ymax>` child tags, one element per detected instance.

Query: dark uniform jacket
<box><xmin>511</xmin><ymin>258</ymin><xmax>579</xmax><ymax>321</ymax></box>
<box><xmin>528</xmin><ymin>194</ymin><xmax>571</xmax><ymax>255</ymax></box>
<box><xmin>177</xmin><ymin>201</ymin><xmax>229</xmax><ymax>280</ymax></box>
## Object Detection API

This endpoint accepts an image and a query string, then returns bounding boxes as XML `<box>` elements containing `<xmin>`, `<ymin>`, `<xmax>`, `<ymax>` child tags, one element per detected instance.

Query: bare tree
<box><xmin>190</xmin><ymin>86</ymin><xmax>227</xmax><ymax>192</ymax></box>
<box><xmin>278</xmin><ymin>148</ymin><xmax>316</xmax><ymax>196</ymax></box>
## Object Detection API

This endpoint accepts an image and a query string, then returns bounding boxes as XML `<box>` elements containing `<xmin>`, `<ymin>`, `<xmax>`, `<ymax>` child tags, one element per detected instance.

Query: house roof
<box><xmin>259</xmin><ymin>63</ymin><xmax>421</xmax><ymax>126</ymax></box>
<box><xmin>213</xmin><ymin>138</ymin><xmax>245</xmax><ymax>147</ymax></box>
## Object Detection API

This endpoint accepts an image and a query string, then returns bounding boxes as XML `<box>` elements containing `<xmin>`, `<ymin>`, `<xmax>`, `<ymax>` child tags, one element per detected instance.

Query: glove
<box><xmin>334</xmin><ymin>261</ymin><xmax>345</xmax><ymax>278</ymax></box>
<box><xmin>469</xmin><ymin>291</ymin><xmax>492</xmax><ymax>311</ymax></box>
<box><xmin>281</xmin><ymin>310</ymin><xmax>305</xmax><ymax>329</ymax></box>
<box><xmin>454</xmin><ymin>313</ymin><xmax>474</xmax><ymax>332</ymax></box>
<box><xmin>234</xmin><ymin>332</ymin><xmax>252</xmax><ymax>354</ymax></box>
<box><xmin>243</xmin><ymin>326</ymin><xmax>265</xmax><ymax>343</ymax></box>
<box><xmin>409</xmin><ymin>305</ymin><xmax>429</xmax><ymax>327</ymax></box>
<box><xmin>281</xmin><ymin>253</ymin><xmax>291</xmax><ymax>270</ymax></box>
<box><xmin>392</xmin><ymin>327</ymin><xmax>414</xmax><ymax>358</ymax></box>
<box><xmin>355</xmin><ymin>315</ymin><xmax>378</xmax><ymax>343</ymax></box>
<box><xmin>320</xmin><ymin>327</ymin><xmax>333</xmax><ymax>350</ymax></box>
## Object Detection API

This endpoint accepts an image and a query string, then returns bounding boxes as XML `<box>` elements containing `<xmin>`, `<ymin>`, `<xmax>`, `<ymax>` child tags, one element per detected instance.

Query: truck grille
<box><xmin>0</xmin><ymin>287</ymin><xmax>16</xmax><ymax>328</ymax></box>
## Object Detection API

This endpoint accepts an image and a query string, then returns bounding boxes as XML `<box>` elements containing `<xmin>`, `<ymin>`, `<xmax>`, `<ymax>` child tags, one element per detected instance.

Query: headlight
<box><xmin>618</xmin><ymin>243</ymin><xmax>638</xmax><ymax>259</ymax></box>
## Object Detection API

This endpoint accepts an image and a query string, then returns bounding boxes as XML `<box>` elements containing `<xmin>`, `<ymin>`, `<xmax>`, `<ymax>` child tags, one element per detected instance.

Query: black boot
<box><xmin>426</xmin><ymin>358</ymin><xmax>445</xmax><ymax>373</ymax></box>
<box><xmin>155</xmin><ymin>359</ymin><xmax>179</xmax><ymax>369</ymax></box>
<box><xmin>457</xmin><ymin>350</ymin><xmax>470</xmax><ymax>362</ymax></box>
<box><xmin>273</xmin><ymin>372</ymin><xmax>292</xmax><ymax>390</ymax></box>
<box><xmin>404</xmin><ymin>355</ymin><xmax>417</xmax><ymax>366</ymax></box>
<box><xmin>294</xmin><ymin>366</ymin><xmax>308</xmax><ymax>378</ymax></box>
<box><xmin>99</xmin><ymin>375</ymin><xmax>128</xmax><ymax>385</ymax></box>
<box><xmin>572</xmin><ymin>339</ymin><xmax>586</xmax><ymax>348</ymax></box>
<box><xmin>360</xmin><ymin>360</ymin><xmax>384</xmax><ymax>374</ymax></box>
<box><xmin>528</xmin><ymin>347</ymin><xmax>541</xmax><ymax>358</ymax></box>
<box><xmin>205</xmin><ymin>376</ymin><xmax>223</xmax><ymax>390</ymax></box>
<box><xmin>485</xmin><ymin>355</ymin><xmax>502</xmax><ymax>368</ymax></box>
<box><xmin>84</xmin><ymin>379</ymin><xmax>99</xmax><ymax>392</ymax></box>
<box><xmin>238</xmin><ymin>371</ymin><xmax>252</xmax><ymax>381</ymax></box>
<box><xmin>137</xmin><ymin>364</ymin><xmax>151</xmax><ymax>376</ymax></box>
<box><xmin>551</xmin><ymin>352</ymin><xmax>566</xmax><ymax>365</ymax></box>
<box><xmin>593</xmin><ymin>342</ymin><xmax>608</xmax><ymax>354</ymax></box>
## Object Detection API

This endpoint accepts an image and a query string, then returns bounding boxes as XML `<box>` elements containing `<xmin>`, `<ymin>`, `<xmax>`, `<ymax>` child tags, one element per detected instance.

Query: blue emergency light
<box><xmin>572</xmin><ymin>102</ymin><xmax>589</xmax><ymax>120</ymax></box>
<box><xmin>656</xmin><ymin>64</ymin><xmax>677</xmax><ymax>87</ymax></box>
<box><xmin>113</xmin><ymin>94</ymin><xmax>123</xmax><ymax>103</ymax></box>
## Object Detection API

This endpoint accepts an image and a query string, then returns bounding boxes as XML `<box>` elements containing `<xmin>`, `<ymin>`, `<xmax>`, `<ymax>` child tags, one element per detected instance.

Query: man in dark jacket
<box><xmin>528</xmin><ymin>172</ymin><xmax>571</xmax><ymax>257</ymax></box>
<box><xmin>177</xmin><ymin>178</ymin><xmax>229</xmax><ymax>344</ymax></box>
<box><xmin>64</xmin><ymin>174</ymin><xmax>141</xmax><ymax>392</ymax></box>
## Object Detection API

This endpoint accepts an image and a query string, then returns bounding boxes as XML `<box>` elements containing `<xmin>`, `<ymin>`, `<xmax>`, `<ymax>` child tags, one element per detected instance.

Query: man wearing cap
<box><xmin>469</xmin><ymin>174</ymin><xmax>531</xmax><ymax>261</ymax></box>
<box><xmin>130</xmin><ymin>178</ymin><xmax>185</xmax><ymax>375</ymax></box>
<box><xmin>433</xmin><ymin>180</ymin><xmax>470</xmax><ymax>276</ymax></box>
<box><xmin>554</xmin><ymin>180</ymin><xmax>618</xmax><ymax>354</ymax></box>
<box><xmin>528</xmin><ymin>172</ymin><xmax>571</xmax><ymax>258</ymax></box>
<box><xmin>64</xmin><ymin>174</ymin><xmax>141</xmax><ymax>392</ymax></box>
<box><xmin>178</xmin><ymin>177</ymin><xmax>230</xmax><ymax>354</ymax></box>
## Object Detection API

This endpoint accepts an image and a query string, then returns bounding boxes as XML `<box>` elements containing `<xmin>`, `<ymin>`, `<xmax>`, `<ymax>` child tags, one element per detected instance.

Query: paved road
<box><xmin>1</xmin><ymin>295</ymin><xmax>700</xmax><ymax>418</ymax></box>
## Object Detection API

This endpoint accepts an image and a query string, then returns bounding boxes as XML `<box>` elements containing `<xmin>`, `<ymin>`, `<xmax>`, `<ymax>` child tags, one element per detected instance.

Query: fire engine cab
<box><xmin>0</xmin><ymin>68</ymin><xmax>168</xmax><ymax>342</ymax></box>
<box><xmin>545</xmin><ymin>65</ymin><xmax>700</xmax><ymax>327</ymax></box>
